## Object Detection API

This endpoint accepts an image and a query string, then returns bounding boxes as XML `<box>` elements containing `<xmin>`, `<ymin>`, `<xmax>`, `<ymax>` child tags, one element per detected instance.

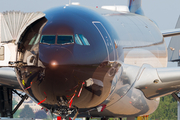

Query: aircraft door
<box><xmin>93</xmin><ymin>21</ymin><xmax>115</xmax><ymax>61</ymax></box>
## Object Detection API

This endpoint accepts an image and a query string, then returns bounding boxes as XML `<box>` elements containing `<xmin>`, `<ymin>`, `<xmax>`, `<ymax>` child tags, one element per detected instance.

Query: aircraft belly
<box><xmin>89</xmin><ymin>67</ymin><xmax>159</xmax><ymax>117</ymax></box>
<box><xmin>15</xmin><ymin>63</ymin><xmax>120</xmax><ymax>109</ymax></box>
<box><xmin>104</xmin><ymin>64</ymin><xmax>140</xmax><ymax>106</ymax></box>
<box><xmin>94</xmin><ymin>88</ymin><xmax>159</xmax><ymax>117</ymax></box>
<box><xmin>89</xmin><ymin>64</ymin><xmax>159</xmax><ymax>117</ymax></box>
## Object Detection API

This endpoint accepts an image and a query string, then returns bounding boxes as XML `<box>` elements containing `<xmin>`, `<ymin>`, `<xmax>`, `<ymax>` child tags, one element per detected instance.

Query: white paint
<box><xmin>0</xmin><ymin>44</ymin><xmax>11</xmax><ymax>66</ymax></box>
<box><xmin>0</xmin><ymin>43</ymin><xmax>17</xmax><ymax>66</ymax></box>
<box><xmin>0</xmin><ymin>11</ymin><xmax>45</xmax><ymax>44</ymax></box>
<box><xmin>0</xmin><ymin>13</ymin><xmax>1</xmax><ymax>43</ymax></box>
<box><xmin>101</xmin><ymin>5</ymin><xmax>129</xmax><ymax>12</ymax></box>
<box><xmin>72</xmin><ymin>2</ymin><xmax>80</xmax><ymax>5</ymax></box>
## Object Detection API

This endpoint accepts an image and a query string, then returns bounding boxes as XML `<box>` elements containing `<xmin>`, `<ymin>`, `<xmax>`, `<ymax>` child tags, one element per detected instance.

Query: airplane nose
<box><xmin>39</xmin><ymin>44</ymin><xmax>74</xmax><ymax>66</ymax></box>
<box><xmin>37</xmin><ymin>44</ymin><xmax>80</xmax><ymax>105</ymax></box>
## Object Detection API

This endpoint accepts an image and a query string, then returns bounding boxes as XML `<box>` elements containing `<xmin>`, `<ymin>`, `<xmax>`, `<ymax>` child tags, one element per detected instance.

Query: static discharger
<box><xmin>68</xmin><ymin>90</ymin><xmax>77</xmax><ymax>108</ymax></box>
<box><xmin>24</xmin><ymin>81</ymin><xmax>36</xmax><ymax>90</ymax></box>
<box><xmin>24</xmin><ymin>86</ymin><xmax>31</xmax><ymax>90</ymax></box>
<box><xmin>68</xmin><ymin>82</ymin><xmax>85</xmax><ymax>108</ymax></box>
<box><xmin>38</xmin><ymin>92</ymin><xmax>47</xmax><ymax>105</ymax></box>
<box><xmin>78</xmin><ymin>82</ymin><xmax>85</xmax><ymax>97</ymax></box>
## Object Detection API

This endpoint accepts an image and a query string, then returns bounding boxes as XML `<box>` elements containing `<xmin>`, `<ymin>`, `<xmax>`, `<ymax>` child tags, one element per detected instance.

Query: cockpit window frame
<box><xmin>40</xmin><ymin>35</ymin><xmax>56</xmax><ymax>45</ymax></box>
<box><xmin>57</xmin><ymin>35</ymin><xmax>74</xmax><ymax>45</ymax></box>
<box><xmin>74</xmin><ymin>34</ymin><xmax>83</xmax><ymax>45</ymax></box>
<box><xmin>78</xmin><ymin>34</ymin><xmax>90</xmax><ymax>46</ymax></box>
<box><xmin>39</xmin><ymin>34</ymin><xmax>90</xmax><ymax>46</ymax></box>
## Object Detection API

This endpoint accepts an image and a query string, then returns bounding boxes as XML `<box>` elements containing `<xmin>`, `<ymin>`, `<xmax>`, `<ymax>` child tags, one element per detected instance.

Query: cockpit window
<box><xmin>40</xmin><ymin>35</ymin><xmax>56</xmax><ymax>44</ymax></box>
<box><xmin>75</xmin><ymin>34</ymin><xmax>83</xmax><ymax>45</ymax></box>
<box><xmin>57</xmin><ymin>35</ymin><xmax>74</xmax><ymax>45</ymax></box>
<box><xmin>78</xmin><ymin>34</ymin><xmax>90</xmax><ymax>46</ymax></box>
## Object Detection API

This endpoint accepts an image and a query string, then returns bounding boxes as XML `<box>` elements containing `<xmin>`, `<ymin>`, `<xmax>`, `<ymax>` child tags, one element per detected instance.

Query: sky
<box><xmin>1</xmin><ymin>0</ymin><xmax>180</xmax><ymax>41</ymax></box>
<box><xmin>0</xmin><ymin>0</ymin><xmax>180</xmax><ymax>66</ymax></box>
<box><xmin>1</xmin><ymin>0</ymin><xmax>179</xmax><ymax>31</ymax></box>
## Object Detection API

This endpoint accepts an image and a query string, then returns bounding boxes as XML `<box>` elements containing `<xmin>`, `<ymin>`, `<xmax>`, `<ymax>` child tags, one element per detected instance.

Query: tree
<box><xmin>20</xmin><ymin>105</ymin><xmax>35</xmax><ymax>118</ymax></box>
<box><xmin>149</xmin><ymin>95</ymin><xmax>177</xmax><ymax>120</ymax></box>
<box><xmin>12</xmin><ymin>99</ymin><xmax>22</xmax><ymax>118</ymax></box>
<box><xmin>12</xmin><ymin>100</ymin><xmax>18</xmax><ymax>109</ymax></box>
<box><xmin>14</xmin><ymin>109</ymin><xmax>22</xmax><ymax>118</ymax></box>
<box><xmin>35</xmin><ymin>110</ymin><xmax>47</xmax><ymax>119</ymax></box>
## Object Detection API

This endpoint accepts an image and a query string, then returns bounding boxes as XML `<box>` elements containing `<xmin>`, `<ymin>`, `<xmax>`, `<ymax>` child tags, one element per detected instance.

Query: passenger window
<box><xmin>40</xmin><ymin>35</ymin><xmax>56</xmax><ymax>44</ymax></box>
<box><xmin>57</xmin><ymin>35</ymin><xmax>74</xmax><ymax>44</ymax></box>
<box><xmin>75</xmin><ymin>34</ymin><xmax>83</xmax><ymax>45</ymax></box>
<box><xmin>78</xmin><ymin>34</ymin><xmax>90</xmax><ymax>46</ymax></box>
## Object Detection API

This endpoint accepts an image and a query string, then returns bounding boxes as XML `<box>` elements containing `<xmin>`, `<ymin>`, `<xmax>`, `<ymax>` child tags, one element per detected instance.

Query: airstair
<box><xmin>0</xmin><ymin>11</ymin><xmax>45</xmax><ymax>66</ymax></box>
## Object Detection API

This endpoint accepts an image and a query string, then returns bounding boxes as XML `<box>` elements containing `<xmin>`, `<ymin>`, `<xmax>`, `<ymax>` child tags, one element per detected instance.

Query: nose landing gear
<box><xmin>51</xmin><ymin>97</ymin><xmax>79</xmax><ymax>120</ymax></box>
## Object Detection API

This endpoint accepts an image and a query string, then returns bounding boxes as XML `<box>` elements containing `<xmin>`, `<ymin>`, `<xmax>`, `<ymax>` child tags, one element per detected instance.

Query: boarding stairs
<box><xmin>0</xmin><ymin>11</ymin><xmax>45</xmax><ymax>66</ymax></box>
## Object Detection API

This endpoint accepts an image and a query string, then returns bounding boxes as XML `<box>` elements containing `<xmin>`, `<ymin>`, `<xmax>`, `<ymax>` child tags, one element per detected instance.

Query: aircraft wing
<box><xmin>161</xmin><ymin>15</ymin><xmax>180</xmax><ymax>38</ymax></box>
<box><xmin>161</xmin><ymin>28</ymin><xmax>180</xmax><ymax>37</ymax></box>
<box><xmin>0</xmin><ymin>67</ymin><xmax>21</xmax><ymax>89</ymax></box>
<box><xmin>167</xmin><ymin>15</ymin><xmax>180</xmax><ymax>61</ymax></box>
